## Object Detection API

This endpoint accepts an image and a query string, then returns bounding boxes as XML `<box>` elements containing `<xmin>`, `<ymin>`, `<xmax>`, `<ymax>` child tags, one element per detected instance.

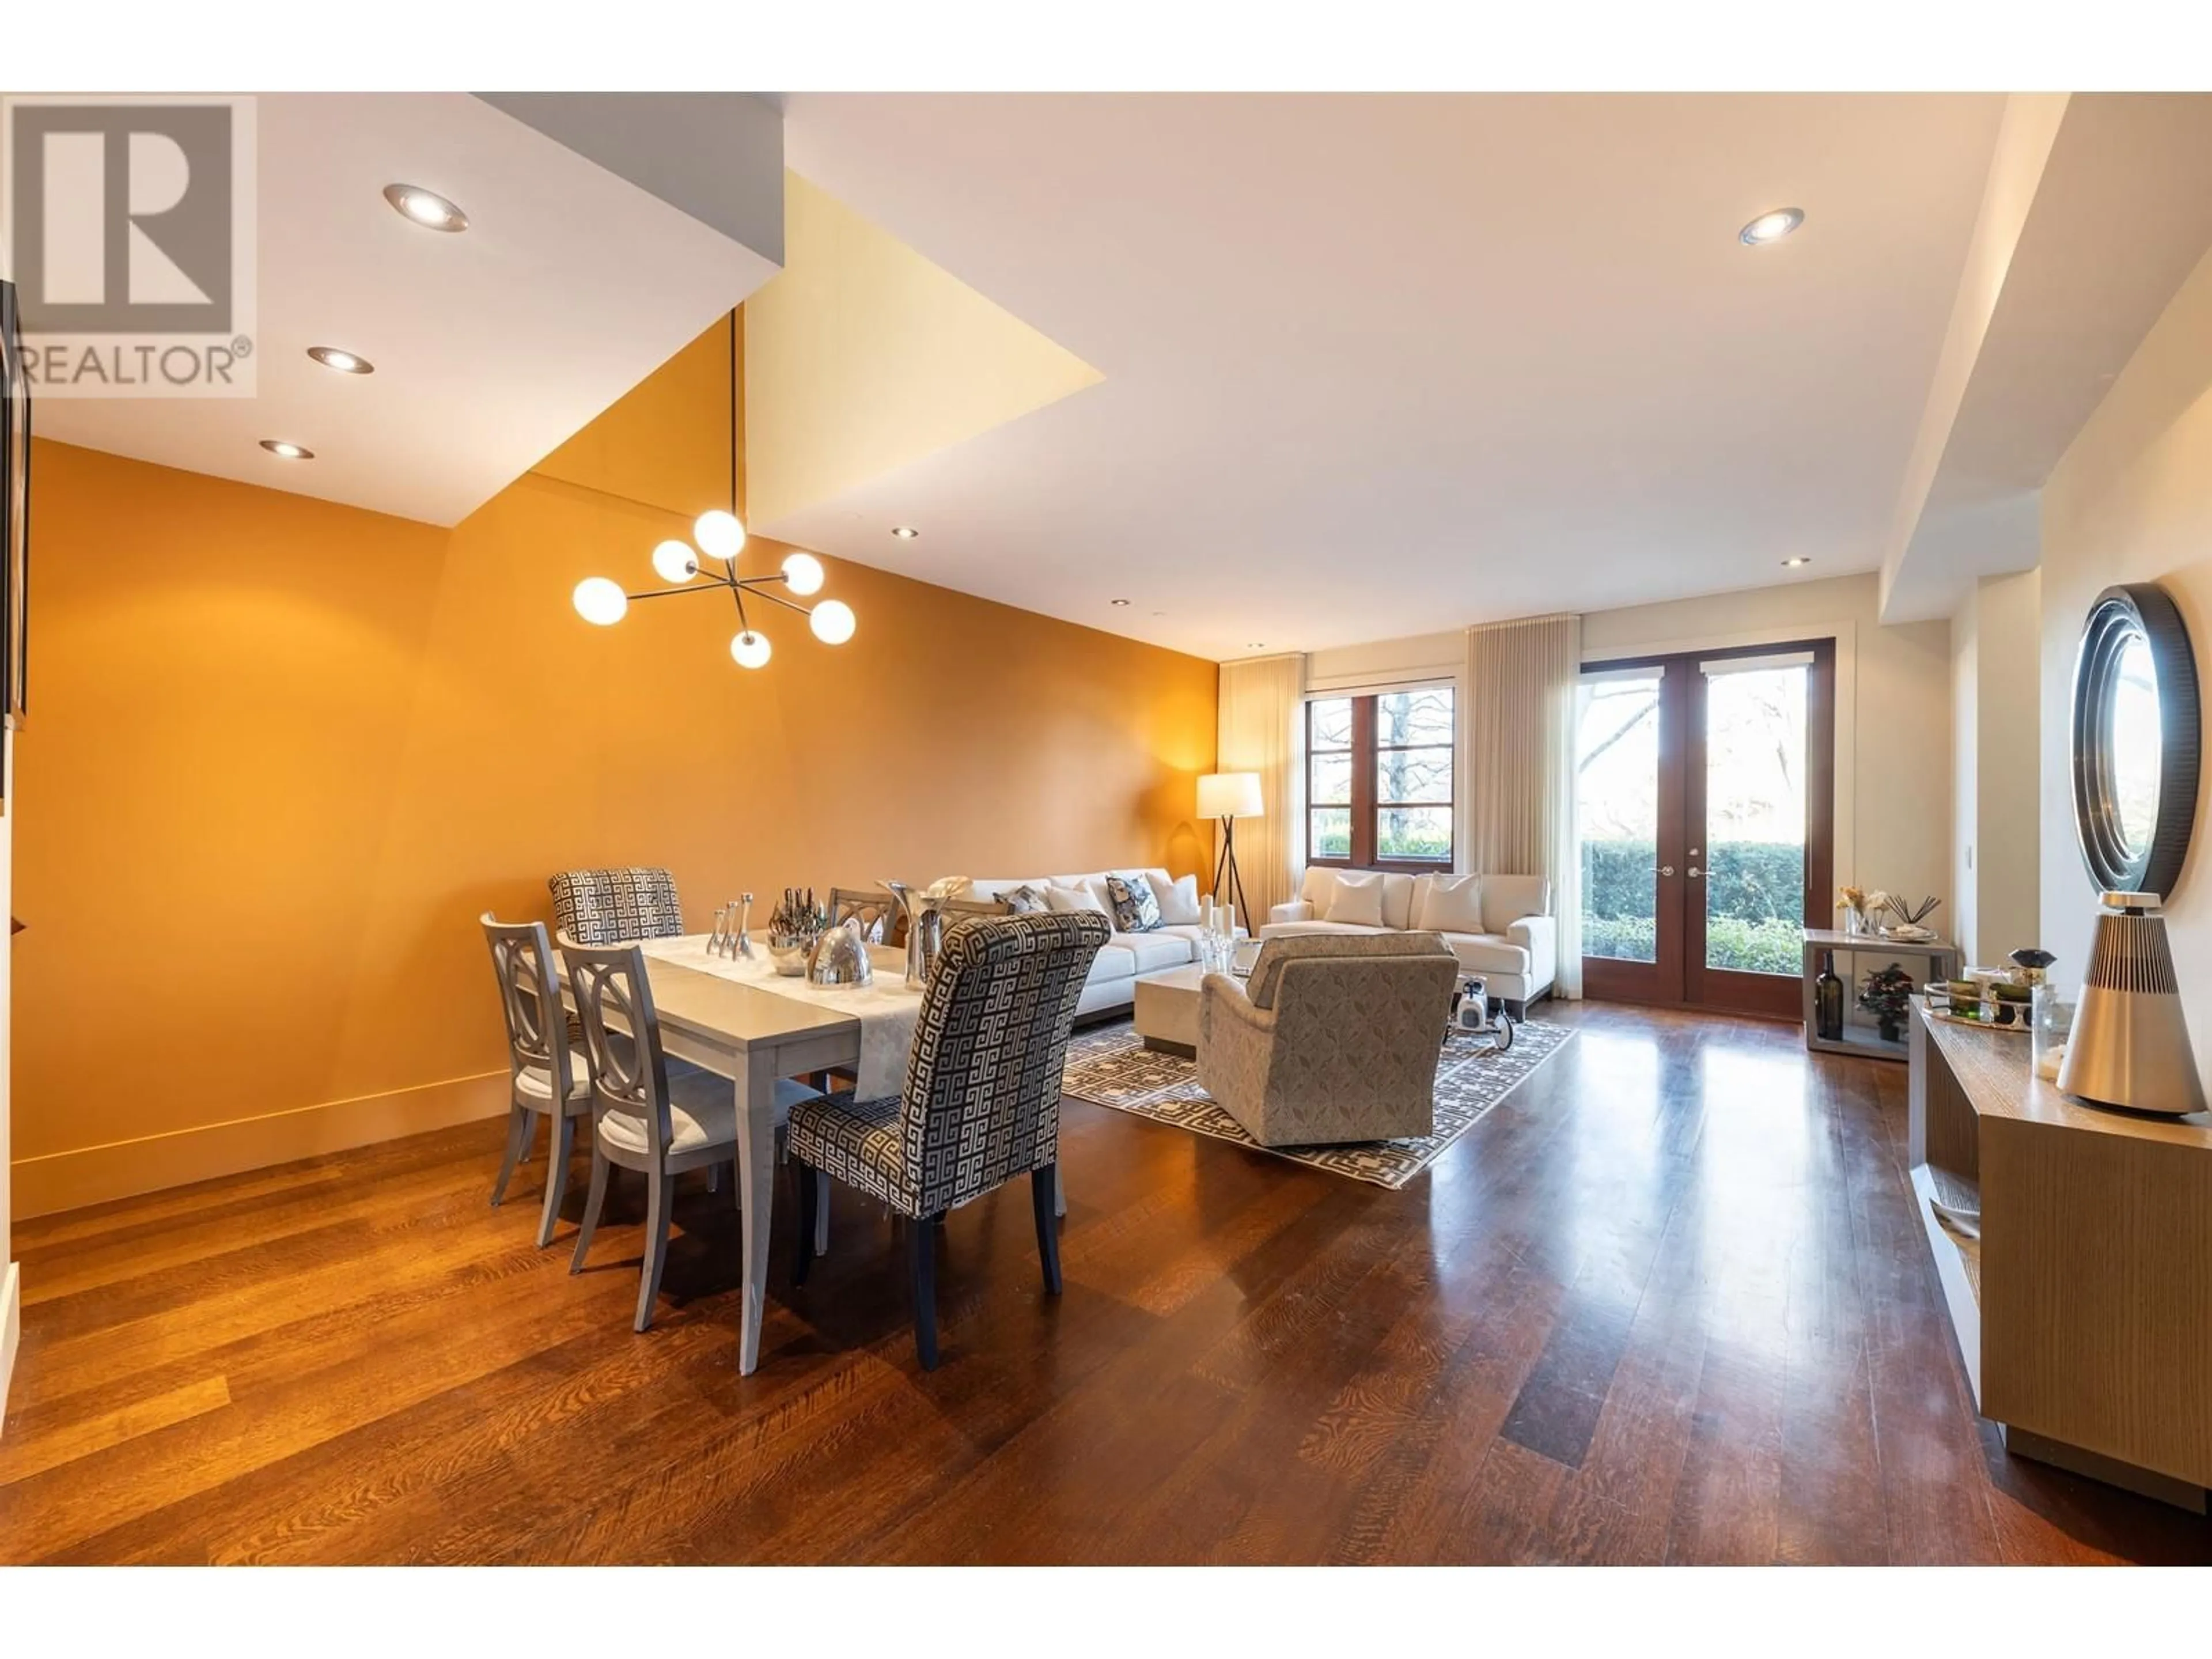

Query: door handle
<box><xmin>1688</xmin><ymin>866</ymin><xmax>1703</xmax><ymax>878</ymax></box>
<box><xmin>1660</xmin><ymin>865</ymin><xmax>1676</xmax><ymax>877</ymax></box>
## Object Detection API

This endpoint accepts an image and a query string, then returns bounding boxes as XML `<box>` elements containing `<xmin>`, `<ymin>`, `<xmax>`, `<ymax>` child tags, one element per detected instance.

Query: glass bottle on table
<box><xmin>1814</xmin><ymin>950</ymin><xmax>1844</xmax><ymax>1041</ymax></box>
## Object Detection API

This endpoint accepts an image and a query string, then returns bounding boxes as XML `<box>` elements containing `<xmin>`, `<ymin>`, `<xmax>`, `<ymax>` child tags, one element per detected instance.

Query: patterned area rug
<box><xmin>1060</xmin><ymin>1018</ymin><xmax>1574</xmax><ymax>1189</ymax></box>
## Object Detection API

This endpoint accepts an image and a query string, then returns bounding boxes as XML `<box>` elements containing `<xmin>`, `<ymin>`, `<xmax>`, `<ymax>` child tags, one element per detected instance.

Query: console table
<box><xmin>1802</xmin><ymin>929</ymin><xmax>1958</xmax><ymax>1061</ymax></box>
<box><xmin>1908</xmin><ymin>1001</ymin><xmax>2212</xmax><ymax>1510</ymax></box>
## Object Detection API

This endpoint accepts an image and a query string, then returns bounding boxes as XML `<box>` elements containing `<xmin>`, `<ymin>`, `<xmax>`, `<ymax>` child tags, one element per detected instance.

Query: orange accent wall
<box><xmin>11</xmin><ymin>321</ymin><xmax>1217</xmax><ymax>1215</ymax></box>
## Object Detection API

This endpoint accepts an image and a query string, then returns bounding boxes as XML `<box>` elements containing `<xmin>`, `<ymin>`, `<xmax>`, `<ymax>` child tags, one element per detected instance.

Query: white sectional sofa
<box><xmin>1262</xmin><ymin>868</ymin><xmax>1556</xmax><ymax>1013</ymax></box>
<box><xmin>966</xmin><ymin>869</ymin><xmax>1237</xmax><ymax>1018</ymax></box>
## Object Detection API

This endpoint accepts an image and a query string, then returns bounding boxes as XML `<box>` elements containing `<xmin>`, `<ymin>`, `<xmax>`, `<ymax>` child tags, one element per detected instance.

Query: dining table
<box><xmin>557</xmin><ymin>936</ymin><xmax>898</xmax><ymax>1373</ymax></box>
<box><xmin>559</xmin><ymin>934</ymin><xmax>1066</xmax><ymax>1376</ymax></box>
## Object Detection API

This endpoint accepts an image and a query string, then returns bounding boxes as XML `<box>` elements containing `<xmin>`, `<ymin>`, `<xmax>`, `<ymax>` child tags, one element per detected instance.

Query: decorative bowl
<box><xmin>766</xmin><ymin>933</ymin><xmax>816</xmax><ymax>977</ymax></box>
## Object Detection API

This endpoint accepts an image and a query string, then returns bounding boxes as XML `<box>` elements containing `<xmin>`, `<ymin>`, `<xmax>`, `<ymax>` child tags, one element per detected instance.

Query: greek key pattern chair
<box><xmin>550</xmin><ymin>866</ymin><xmax>684</xmax><ymax>946</ymax></box>
<box><xmin>1198</xmin><ymin>930</ymin><xmax>1460</xmax><ymax>1147</ymax></box>
<box><xmin>559</xmin><ymin>933</ymin><xmax>820</xmax><ymax>1332</ymax></box>
<box><xmin>787</xmin><ymin>910</ymin><xmax>1109</xmax><ymax>1369</ymax></box>
<box><xmin>482</xmin><ymin>914</ymin><xmax>594</xmax><ymax>1247</ymax></box>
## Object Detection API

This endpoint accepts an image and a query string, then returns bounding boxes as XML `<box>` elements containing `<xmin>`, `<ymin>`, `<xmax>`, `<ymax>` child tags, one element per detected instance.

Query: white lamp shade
<box><xmin>781</xmin><ymin>551</ymin><xmax>825</xmax><ymax>596</ymax></box>
<box><xmin>694</xmin><ymin>509</ymin><xmax>746</xmax><ymax>562</ymax></box>
<box><xmin>809</xmin><ymin>599</ymin><xmax>856</xmax><ymax>645</ymax></box>
<box><xmin>730</xmin><ymin>629</ymin><xmax>772</xmax><ymax>669</ymax></box>
<box><xmin>651</xmin><ymin>539</ymin><xmax>699</xmax><ymax>584</ymax></box>
<box><xmin>572</xmin><ymin>577</ymin><xmax>628</xmax><ymax>626</ymax></box>
<box><xmin>1198</xmin><ymin>771</ymin><xmax>1263</xmax><ymax>819</ymax></box>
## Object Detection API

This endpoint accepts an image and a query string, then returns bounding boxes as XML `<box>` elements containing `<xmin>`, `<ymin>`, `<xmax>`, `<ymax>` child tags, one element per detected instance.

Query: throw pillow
<box><xmin>1325</xmin><ymin>871</ymin><xmax>1386</xmax><ymax>927</ymax></box>
<box><xmin>1001</xmin><ymin>882</ymin><xmax>1051</xmax><ymax>915</ymax></box>
<box><xmin>1147</xmin><ymin>870</ymin><xmax>1202</xmax><ymax>925</ymax></box>
<box><xmin>1046</xmin><ymin>882</ymin><xmax>1109</xmax><ymax>916</ymax></box>
<box><xmin>1105</xmin><ymin>871</ymin><xmax>1164</xmax><ymax>932</ymax></box>
<box><xmin>1419</xmin><ymin>872</ymin><xmax>1484</xmax><ymax>933</ymax></box>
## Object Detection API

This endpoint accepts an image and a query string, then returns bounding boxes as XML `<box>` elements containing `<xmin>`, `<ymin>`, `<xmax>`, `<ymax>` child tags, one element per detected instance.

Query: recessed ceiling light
<box><xmin>1781</xmin><ymin>556</ymin><xmax>1812</xmax><ymax>567</ymax></box>
<box><xmin>1109</xmin><ymin>598</ymin><xmax>1131</xmax><ymax>607</ymax></box>
<box><xmin>260</xmin><ymin>440</ymin><xmax>314</xmax><ymax>460</ymax></box>
<box><xmin>889</xmin><ymin>525</ymin><xmax>920</xmax><ymax>540</ymax></box>
<box><xmin>1740</xmin><ymin>207</ymin><xmax>1805</xmax><ymax>247</ymax></box>
<box><xmin>383</xmin><ymin>183</ymin><xmax>468</xmax><ymax>232</ymax></box>
<box><xmin>307</xmin><ymin>346</ymin><xmax>374</xmax><ymax>375</ymax></box>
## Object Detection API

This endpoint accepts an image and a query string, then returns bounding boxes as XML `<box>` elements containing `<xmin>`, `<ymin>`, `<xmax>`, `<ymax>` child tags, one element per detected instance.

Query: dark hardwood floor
<box><xmin>4</xmin><ymin>1001</ymin><xmax>2207</xmax><ymax>1565</ymax></box>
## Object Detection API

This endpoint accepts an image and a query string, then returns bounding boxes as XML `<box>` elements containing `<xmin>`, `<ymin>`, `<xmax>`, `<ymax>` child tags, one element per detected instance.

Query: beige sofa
<box><xmin>1197</xmin><ymin>931</ymin><xmax>1461</xmax><ymax>1146</ymax></box>
<box><xmin>1262</xmin><ymin>868</ymin><xmax>1555</xmax><ymax>1013</ymax></box>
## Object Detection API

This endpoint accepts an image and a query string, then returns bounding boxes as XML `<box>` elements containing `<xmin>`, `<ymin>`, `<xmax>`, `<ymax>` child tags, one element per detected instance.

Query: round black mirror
<box><xmin>2071</xmin><ymin>583</ymin><xmax>2200</xmax><ymax>899</ymax></box>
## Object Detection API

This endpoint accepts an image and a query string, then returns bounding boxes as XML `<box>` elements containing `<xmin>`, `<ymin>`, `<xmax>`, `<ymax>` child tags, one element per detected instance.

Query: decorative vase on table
<box><xmin>1813</xmin><ymin>950</ymin><xmax>1844</xmax><ymax>1042</ymax></box>
<box><xmin>884</xmin><ymin>880</ymin><xmax>948</xmax><ymax>989</ymax></box>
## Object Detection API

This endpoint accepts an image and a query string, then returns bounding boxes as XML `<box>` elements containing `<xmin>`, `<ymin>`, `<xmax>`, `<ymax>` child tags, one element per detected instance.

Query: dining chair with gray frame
<box><xmin>482</xmin><ymin>914</ymin><xmax>595</xmax><ymax>1248</ymax></box>
<box><xmin>560</xmin><ymin>933</ymin><xmax>822</xmax><ymax>1332</ymax></box>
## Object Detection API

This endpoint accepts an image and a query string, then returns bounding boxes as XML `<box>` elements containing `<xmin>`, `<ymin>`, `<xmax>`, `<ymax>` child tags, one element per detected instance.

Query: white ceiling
<box><xmin>37</xmin><ymin>93</ymin><xmax>782</xmax><ymax>527</ymax></box>
<box><xmin>772</xmin><ymin>94</ymin><xmax>2012</xmax><ymax>659</ymax></box>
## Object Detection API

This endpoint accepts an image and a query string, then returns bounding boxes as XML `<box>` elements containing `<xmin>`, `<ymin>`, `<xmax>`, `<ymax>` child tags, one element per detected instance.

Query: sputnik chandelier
<box><xmin>570</xmin><ymin>311</ymin><xmax>854</xmax><ymax>668</ymax></box>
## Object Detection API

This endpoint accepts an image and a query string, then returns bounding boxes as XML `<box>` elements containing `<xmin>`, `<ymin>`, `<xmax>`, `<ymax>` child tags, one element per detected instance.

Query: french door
<box><xmin>1575</xmin><ymin>639</ymin><xmax>1834</xmax><ymax>1018</ymax></box>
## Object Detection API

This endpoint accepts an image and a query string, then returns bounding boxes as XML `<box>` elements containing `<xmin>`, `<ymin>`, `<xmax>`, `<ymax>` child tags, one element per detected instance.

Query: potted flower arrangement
<box><xmin>1858</xmin><ymin>962</ymin><xmax>1916</xmax><ymax>1044</ymax></box>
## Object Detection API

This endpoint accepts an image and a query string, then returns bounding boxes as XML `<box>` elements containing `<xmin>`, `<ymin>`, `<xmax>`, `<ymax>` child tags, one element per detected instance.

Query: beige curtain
<box><xmin>1464</xmin><ymin>615</ymin><xmax>1582</xmax><ymax>998</ymax></box>
<box><xmin>1216</xmin><ymin>654</ymin><xmax>1304</xmax><ymax>925</ymax></box>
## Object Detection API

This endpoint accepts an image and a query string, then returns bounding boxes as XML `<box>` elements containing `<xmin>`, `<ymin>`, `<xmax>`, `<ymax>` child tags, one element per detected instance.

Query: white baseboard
<box><xmin>1</xmin><ymin>1261</ymin><xmax>20</xmax><ymax>1432</ymax></box>
<box><xmin>11</xmin><ymin>1073</ymin><xmax>510</xmax><ymax>1220</ymax></box>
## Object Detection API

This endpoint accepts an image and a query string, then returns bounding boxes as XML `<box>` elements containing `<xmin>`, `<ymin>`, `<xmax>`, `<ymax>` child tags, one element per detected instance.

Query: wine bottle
<box><xmin>1815</xmin><ymin>950</ymin><xmax>1844</xmax><ymax>1042</ymax></box>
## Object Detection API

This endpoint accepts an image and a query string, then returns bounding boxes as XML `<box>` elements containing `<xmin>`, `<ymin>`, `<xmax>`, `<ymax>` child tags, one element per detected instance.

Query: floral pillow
<box><xmin>1001</xmin><ymin>882</ymin><xmax>1051</xmax><ymax>915</ymax></box>
<box><xmin>1105</xmin><ymin>872</ymin><xmax>1164</xmax><ymax>932</ymax></box>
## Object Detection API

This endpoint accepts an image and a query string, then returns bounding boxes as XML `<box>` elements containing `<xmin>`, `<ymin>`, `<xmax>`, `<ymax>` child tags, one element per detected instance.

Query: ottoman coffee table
<box><xmin>1132</xmin><ymin>965</ymin><xmax>1205</xmax><ymax>1056</ymax></box>
<box><xmin>1134</xmin><ymin>946</ymin><xmax>1256</xmax><ymax>1056</ymax></box>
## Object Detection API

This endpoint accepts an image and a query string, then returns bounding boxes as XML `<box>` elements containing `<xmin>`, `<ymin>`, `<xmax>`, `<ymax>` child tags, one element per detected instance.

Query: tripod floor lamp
<box><xmin>1198</xmin><ymin>772</ymin><xmax>1264</xmax><ymax>933</ymax></box>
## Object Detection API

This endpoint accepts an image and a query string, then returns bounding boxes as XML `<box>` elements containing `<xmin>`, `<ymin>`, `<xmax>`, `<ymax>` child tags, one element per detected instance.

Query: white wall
<box><xmin>1952</xmin><ymin>595</ymin><xmax>1980</xmax><ymax>956</ymax></box>
<box><xmin>2040</xmin><ymin>240</ymin><xmax>2212</xmax><ymax>1103</ymax></box>
<box><xmin>1948</xmin><ymin>570</ymin><xmax>2043</xmax><ymax>963</ymax></box>
<box><xmin>1302</xmin><ymin>572</ymin><xmax>1956</xmax><ymax>938</ymax></box>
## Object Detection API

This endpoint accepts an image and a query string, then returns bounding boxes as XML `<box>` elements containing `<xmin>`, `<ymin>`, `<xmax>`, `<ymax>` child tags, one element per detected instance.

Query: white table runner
<box><xmin>638</xmin><ymin>935</ymin><xmax>922</xmax><ymax>1099</ymax></box>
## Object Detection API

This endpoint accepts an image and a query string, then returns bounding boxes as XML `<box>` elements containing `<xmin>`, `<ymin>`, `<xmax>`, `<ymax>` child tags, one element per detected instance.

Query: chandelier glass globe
<box><xmin>652</xmin><ymin>539</ymin><xmax>698</xmax><ymax>584</ymax></box>
<box><xmin>694</xmin><ymin>510</ymin><xmax>745</xmax><ymax>562</ymax></box>
<box><xmin>809</xmin><ymin>599</ymin><xmax>857</xmax><ymax>645</ymax></box>
<box><xmin>572</xmin><ymin>577</ymin><xmax>628</xmax><ymax>626</ymax></box>
<box><xmin>730</xmin><ymin>629</ymin><xmax>772</xmax><ymax>669</ymax></box>
<box><xmin>781</xmin><ymin>551</ymin><xmax>825</xmax><ymax>596</ymax></box>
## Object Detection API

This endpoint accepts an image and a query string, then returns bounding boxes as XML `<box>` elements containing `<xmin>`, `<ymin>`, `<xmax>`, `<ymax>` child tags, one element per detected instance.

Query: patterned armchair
<box><xmin>786</xmin><ymin>910</ymin><xmax>1109</xmax><ymax>1370</ymax></box>
<box><xmin>550</xmin><ymin>866</ymin><xmax>684</xmax><ymax>946</ymax></box>
<box><xmin>1198</xmin><ymin>931</ymin><xmax>1459</xmax><ymax>1147</ymax></box>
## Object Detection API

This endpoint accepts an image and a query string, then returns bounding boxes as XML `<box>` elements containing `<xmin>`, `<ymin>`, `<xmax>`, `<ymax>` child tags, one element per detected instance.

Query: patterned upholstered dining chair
<box><xmin>550</xmin><ymin>866</ymin><xmax>684</xmax><ymax>946</ymax></box>
<box><xmin>786</xmin><ymin>910</ymin><xmax>1109</xmax><ymax>1370</ymax></box>
<box><xmin>481</xmin><ymin>914</ymin><xmax>594</xmax><ymax>1247</ymax></box>
<box><xmin>559</xmin><ymin>934</ymin><xmax>821</xmax><ymax>1332</ymax></box>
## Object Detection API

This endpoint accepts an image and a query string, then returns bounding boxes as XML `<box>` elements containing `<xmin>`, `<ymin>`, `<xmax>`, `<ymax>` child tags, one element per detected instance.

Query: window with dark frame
<box><xmin>1306</xmin><ymin>687</ymin><xmax>1455</xmax><ymax>870</ymax></box>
